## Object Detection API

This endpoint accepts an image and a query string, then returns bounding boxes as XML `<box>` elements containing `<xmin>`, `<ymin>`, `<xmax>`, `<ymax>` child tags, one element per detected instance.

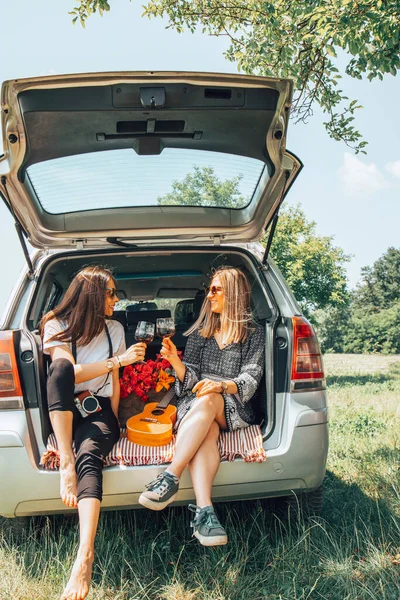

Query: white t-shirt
<box><xmin>43</xmin><ymin>318</ymin><xmax>126</xmax><ymax>397</ymax></box>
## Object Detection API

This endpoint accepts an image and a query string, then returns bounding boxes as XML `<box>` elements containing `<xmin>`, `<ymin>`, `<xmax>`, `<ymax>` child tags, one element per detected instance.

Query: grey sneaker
<box><xmin>189</xmin><ymin>504</ymin><xmax>228</xmax><ymax>546</ymax></box>
<box><xmin>138</xmin><ymin>471</ymin><xmax>179</xmax><ymax>511</ymax></box>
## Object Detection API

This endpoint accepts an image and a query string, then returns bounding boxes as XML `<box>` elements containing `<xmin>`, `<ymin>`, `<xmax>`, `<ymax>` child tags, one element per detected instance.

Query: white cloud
<box><xmin>338</xmin><ymin>152</ymin><xmax>388</xmax><ymax>196</ymax></box>
<box><xmin>385</xmin><ymin>160</ymin><xmax>400</xmax><ymax>180</ymax></box>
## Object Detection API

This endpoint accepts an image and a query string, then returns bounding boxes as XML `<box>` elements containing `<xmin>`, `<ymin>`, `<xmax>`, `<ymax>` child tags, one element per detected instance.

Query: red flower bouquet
<box><xmin>119</xmin><ymin>353</ymin><xmax>183</xmax><ymax>402</ymax></box>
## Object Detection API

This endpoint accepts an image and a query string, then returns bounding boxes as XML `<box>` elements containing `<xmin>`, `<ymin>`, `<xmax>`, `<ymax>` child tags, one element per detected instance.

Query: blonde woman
<box><xmin>139</xmin><ymin>266</ymin><xmax>265</xmax><ymax>546</ymax></box>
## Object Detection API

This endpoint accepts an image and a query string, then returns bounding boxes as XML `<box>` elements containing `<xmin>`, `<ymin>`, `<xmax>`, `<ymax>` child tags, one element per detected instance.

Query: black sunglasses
<box><xmin>106</xmin><ymin>287</ymin><xmax>118</xmax><ymax>299</ymax></box>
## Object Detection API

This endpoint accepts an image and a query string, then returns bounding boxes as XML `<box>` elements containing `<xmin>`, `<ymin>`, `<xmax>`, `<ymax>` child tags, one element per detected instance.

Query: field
<box><xmin>1</xmin><ymin>354</ymin><xmax>399</xmax><ymax>600</ymax></box>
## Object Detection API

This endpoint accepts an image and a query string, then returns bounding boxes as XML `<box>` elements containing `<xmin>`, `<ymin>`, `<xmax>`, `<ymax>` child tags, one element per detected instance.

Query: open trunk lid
<box><xmin>0</xmin><ymin>71</ymin><xmax>301</xmax><ymax>250</ymax></box>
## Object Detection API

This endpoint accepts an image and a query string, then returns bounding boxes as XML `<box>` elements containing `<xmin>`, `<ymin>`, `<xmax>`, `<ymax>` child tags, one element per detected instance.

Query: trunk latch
<box><xmin>213</xmin><ymin>236</ymin><xmax>222</xmax><ymax>246</ymax></box>
<box><xmin>72</xmin><ymin>240</ymin><xmax>86</xmax><ymax>250</ymax></box>
<box><xmin>140</xmin><ymin>87</ymin><xmax>166</xmax><ymax>109</ymax></box>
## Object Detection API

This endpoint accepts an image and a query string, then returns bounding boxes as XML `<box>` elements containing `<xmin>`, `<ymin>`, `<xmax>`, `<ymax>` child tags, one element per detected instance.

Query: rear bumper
<box><xmin>0</xmin><ymin>422</ymin><xmax>328</xmax><ymax>518</ymax></box>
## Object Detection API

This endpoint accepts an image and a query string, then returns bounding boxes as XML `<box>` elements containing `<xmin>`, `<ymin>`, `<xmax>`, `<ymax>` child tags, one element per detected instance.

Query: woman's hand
<box><xmin>160</xmin><ymin>337</ymin><xmax>179</xmax><ymax>363</ymax></box>
<box><xmin>161</xmin><ymin>338</ymin><xmax>187</xmax><ymax>382</ymax></box>
<box><xmin>119</xmin><ymin>343</ymin><xmax>146</xmax><ymax>366</ymax></box>
<box><xmin>193</xmin><ymin>378</ymin><xmax>223</xmax><ymax>398</ymax></box>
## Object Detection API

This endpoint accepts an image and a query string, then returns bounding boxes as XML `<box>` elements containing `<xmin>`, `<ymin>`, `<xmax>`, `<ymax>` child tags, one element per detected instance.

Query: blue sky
<box><xmin>1</xmin><ymin>0</ymin><xmax>399</xmax><ymax>316</ymax></box>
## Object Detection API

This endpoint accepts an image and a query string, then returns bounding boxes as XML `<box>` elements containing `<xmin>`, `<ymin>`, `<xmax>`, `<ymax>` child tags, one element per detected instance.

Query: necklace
<box><xmin>215</xmin><ymin>328</ymin><xmax>229</xmax><ymax>347</ymax></box>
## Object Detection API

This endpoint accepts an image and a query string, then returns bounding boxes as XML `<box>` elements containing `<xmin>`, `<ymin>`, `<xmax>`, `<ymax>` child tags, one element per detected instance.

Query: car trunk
<box><xmin>0</xmin><ymin>71</ymin><xmax>301</xmax><ymax>254</ymax></box>
<box><xmin>19</xmin><ymin>245</ymin><xmax>277</xmax><ymax>459</ymax></box>
<box><xmin>0</xmin><ymin>71</ymin><xmax>299</xmax><ymax>475</ymax></box>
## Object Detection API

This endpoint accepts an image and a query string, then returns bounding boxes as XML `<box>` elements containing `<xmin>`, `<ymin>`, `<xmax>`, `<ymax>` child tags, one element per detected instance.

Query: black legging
<box><xmin>47</xmin><ymin>358</ymin><xmax>120</xmax><ymax>502</ymax></box>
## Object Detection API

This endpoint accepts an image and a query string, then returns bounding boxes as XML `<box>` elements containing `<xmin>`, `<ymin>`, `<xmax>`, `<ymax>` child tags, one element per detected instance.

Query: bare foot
<box><xmin>59</xmin><ymin>459</ymin><xmax>78</xmax><ymax>508</ymax></box>
<box><xmin>60</xmin><ymin>548</ymin><xmax>94</xmax><ymax>600</ymax></box>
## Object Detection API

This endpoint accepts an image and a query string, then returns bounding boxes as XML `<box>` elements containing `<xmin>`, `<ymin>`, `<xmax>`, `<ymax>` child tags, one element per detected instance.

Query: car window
<box><xmin>116</xmin><ymin>297</ymin><xmax>194</xmax><ymax>324</ymax></box>
<box><xmin>41</xmin><ymin>282</ymin><xmax>63</xmax><ymax>318</ymax></box>
<box><xmin>26</xmin><ymin>148</ymin><xmax>265</xmax><ymax>214</ymax></box>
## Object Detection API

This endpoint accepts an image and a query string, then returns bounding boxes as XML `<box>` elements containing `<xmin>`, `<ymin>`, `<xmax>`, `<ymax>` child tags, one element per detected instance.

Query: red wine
<box><xmin>157</xmin><ymin>326</ymin><xmax>175</xmax><ymax>339</ymax></box>
<box><xmin>135</xmin><ymin>334</ymin><xmax>154</xmax><ymax>343</ymax></box>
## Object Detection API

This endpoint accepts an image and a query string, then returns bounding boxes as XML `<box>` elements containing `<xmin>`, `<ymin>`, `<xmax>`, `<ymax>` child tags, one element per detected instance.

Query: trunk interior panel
<box><xmin>20</xmin><ymin>247</ymin><xmax>277</xmax><ymax>452</ymax></box>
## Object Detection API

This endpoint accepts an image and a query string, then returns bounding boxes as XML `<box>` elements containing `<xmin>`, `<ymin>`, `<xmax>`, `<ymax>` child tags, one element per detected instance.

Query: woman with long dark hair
<box><xmin>139</xmin><ymin>266</ymin><xmax>265</xmax><ymax>546</ymax></box>
<box><xmin>41</xmin><ymin>266</ymin><xmax>145</xmax><ymax>600</ymax></box>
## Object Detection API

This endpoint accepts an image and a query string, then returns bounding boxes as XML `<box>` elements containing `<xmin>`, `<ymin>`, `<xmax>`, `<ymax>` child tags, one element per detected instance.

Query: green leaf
<box><xmin>68</xmin><ymin>0</ymin><xmax>400</xmax><ymax>151</ymax></box>
<box><xmin>326</xmin><ymin>45</ymin><xmax>337</xmax><ymax>58</ymax></box>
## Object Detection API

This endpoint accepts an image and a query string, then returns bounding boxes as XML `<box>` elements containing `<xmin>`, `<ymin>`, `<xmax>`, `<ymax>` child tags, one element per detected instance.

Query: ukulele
<box><xmin>126</xmin><ymin>388</ymin><xmax>177</xmax><ymax>446</ymax></box>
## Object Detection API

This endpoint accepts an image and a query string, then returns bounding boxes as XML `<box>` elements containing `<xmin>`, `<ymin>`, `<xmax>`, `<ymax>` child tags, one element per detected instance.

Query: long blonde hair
<box><xmin>186</xmin><ymin>266</ymin><xmax>253</xmax><ymax>344</ymax></box>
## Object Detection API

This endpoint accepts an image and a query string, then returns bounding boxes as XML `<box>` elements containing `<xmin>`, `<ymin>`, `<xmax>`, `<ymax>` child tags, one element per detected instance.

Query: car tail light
<box><xmin>291</xmin><ymin>316</ymin><xmax>325</xmax><ymax>392</ymax></box>
<box><xmin>0</xmin><ymin>331</ymin><xmax>24</xmax><ymax>408</ymax></box>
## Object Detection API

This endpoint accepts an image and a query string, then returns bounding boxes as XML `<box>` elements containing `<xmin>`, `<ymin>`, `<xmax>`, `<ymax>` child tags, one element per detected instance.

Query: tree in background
<box><xmin>338</xmin><ymin>247</ymin><xmax>400</xmax><ymax>354</ymax></box>
<box><xmin>157</xmin><ymin>168</ymin><xmax>350</xmax><ymax>316</ymax></box>
<box><xmin>314</xmin><ymin>247</ymin><xmax>400</xmax><ymax>354</ymax></box>
<box><xmin>352</xmin><ymin>247</ymin><xmax>400</xmax><ymax>312</ymax></box>
<box><xmin>312</xmin><ymin>305</ymin><xmax>351</xmax><ymax>353</ymax></box>
<box><xmin>265</xmin><ymin>204</ymin><xmax>350</xmax><ymax>316</ymax></box>
<box><xmin>342</xmin><ymin>301</ymin><xmax>400</xmax><ymax>354</ymax></box>
<box><xmin>70</xmin><ymin>0</ymin><xmax>400</xmax><ymax>153</ymax></box>
<box><xmin>157</xmin><ymin>166</ymin><xmax>247</xmax><ymax>208</ymax></box>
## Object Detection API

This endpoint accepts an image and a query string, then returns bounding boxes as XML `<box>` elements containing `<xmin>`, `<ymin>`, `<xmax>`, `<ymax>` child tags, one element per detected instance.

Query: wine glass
<box><xmin>135</xmin><ymin>321</ymin><xmax>155</xmax><ymax>344</ymax></box>
<box><xmin>156</xmin><ymin>317</ymin><xmax>176</xmax><ymax>340</ymax></box>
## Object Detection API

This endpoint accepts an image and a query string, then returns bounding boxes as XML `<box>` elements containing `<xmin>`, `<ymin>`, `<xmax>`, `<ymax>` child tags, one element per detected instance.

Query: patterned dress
<box><xmin>174</xmin><ymin>324</ymin><xmax>265</xmax><ymax>432</ymax></box>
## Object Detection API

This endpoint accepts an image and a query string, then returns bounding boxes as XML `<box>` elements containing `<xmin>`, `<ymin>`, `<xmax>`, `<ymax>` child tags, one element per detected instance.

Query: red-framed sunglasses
<box><xmin>207</xmin><ymin>285</ymin><xmax>224</xmax><ymax>296</ymax></box>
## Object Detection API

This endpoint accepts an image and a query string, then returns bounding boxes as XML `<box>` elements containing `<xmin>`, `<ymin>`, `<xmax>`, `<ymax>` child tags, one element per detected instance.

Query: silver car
<box><xmin>0</xmin><ymin>72</ymin><xmax>328</xmax><ymax>525</ymax></box>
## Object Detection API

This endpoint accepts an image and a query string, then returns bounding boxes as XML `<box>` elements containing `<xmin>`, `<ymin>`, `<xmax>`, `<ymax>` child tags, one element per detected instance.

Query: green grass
<box><xmin>1</xmin><ymin>354</ymin><xmax>400</xmax><ymax>600</ymax></box>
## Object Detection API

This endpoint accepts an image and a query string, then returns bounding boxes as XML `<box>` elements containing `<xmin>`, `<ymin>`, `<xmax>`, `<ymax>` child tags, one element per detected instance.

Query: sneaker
<box><xmin>188</xmin><ymin>504</ymin><xmax>228</xmax><ymax>546</ymax></box>
<box><xmin>138</xmin><ymin>471</ymin><xmax>179</xmax><ymax>511</ymax></box>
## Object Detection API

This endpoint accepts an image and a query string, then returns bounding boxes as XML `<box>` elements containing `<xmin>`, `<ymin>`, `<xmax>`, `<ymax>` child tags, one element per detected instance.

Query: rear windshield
<box><xmin>26</xmin><ymin>148</ymin><xmax>266</xmax><ymax>214</ymax></box>
<box><xmin>117</xmin><ymin>298</ymin><xmax>194</xmax><ymax>323</ymax></box>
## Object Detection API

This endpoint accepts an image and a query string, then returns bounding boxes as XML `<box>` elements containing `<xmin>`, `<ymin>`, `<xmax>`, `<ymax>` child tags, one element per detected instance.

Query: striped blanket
<box><xmin>40</xmin><ymin>425</ymin><xmax>266</xmax><ymax>470</ymax></box>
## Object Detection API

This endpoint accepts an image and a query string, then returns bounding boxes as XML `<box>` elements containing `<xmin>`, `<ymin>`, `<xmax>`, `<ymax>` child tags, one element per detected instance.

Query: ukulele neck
<box><xmin>156</xmin><ymin>387</ymin><xmax>175</xmax><ymax>409</ymax></box>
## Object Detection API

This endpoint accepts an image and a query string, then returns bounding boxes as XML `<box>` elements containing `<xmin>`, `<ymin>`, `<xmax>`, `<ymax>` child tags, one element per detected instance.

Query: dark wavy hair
<box><xmin>40</xmin><ymin>266</ymin><xmax>115</xmax><ymax>346</ymax></box>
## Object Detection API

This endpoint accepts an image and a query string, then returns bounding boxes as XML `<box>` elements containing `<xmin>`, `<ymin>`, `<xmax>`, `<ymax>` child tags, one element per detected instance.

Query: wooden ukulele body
<box><xmin>126</xmin><ymin>402</ymin><xmax>177</xmax><ymax>446</ymax></box>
